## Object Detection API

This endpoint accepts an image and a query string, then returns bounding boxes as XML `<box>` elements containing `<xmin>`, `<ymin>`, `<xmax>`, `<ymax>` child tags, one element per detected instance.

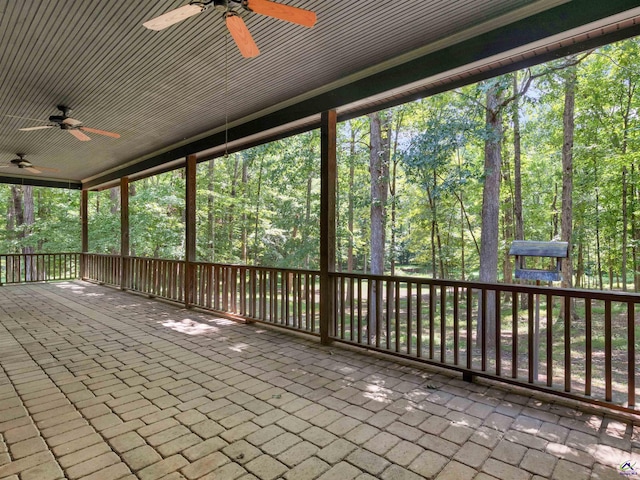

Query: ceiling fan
<box><xmin>0</xmin><ymin>154</ymin><xmax>60</xmax><ymax>175</ymax></box>
<box><xmin>143</xmin><ymin>0</ymin><xmax>317</xmax><ymax>58</ymax></box>
<box><xmin>16</xmin><ymin>106</ymin><xmax>121</xmax><ymax>142</ymax></box>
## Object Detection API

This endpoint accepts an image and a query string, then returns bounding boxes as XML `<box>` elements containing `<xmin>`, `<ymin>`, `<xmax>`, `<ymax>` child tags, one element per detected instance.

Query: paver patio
<box><xmin>0</xmin><ymin>281</ymin><xmax>638</xmax><ymax>480</ymax></box>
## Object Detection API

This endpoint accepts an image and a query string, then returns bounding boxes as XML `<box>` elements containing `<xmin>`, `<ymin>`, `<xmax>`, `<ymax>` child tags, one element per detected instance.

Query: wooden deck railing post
<box><xmin>80</xmin><ymin>189</ymin><xmax>89</xmax><ymax>279</ymax></box>
<box><xmin>185</xmin><ymin>154</ymin><xmax>197</xmax><ymax>308</ymax></box>
<box><xmin>320</xmin><ymin>110</ymin><xmax>337</xmax><ymax>345</ymax></box>
<box><xmin>121</xmin><ymin>177</ymin><xmax>129</xmax><ymax>290</ymax></box>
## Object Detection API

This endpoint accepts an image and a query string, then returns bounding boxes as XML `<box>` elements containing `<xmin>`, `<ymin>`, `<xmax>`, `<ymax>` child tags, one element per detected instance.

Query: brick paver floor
<box><xmin>0</xmin><ymin>281</ymin><xmax>638</xmax><ymax>479</ymax></box>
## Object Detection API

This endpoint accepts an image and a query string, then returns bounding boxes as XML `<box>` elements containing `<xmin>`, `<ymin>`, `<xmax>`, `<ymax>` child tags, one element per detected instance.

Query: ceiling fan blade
<box><xmin>62</xmin><ymin>117</ymin><xmax>83</xmax><ymax>127</ymax></box>
<box><xmin>5</xmin><ymin>114</ymin><xmax>50</xmax><ymax>123</ymax></box>
<box><xmin>68</xmin><ymin>129</ymin><xmax>91</xmax><ymax>141</ymax></box>
<box><xmin>245</xmin><ymin>0</ymin><xmax>316</xmax><ymax>27</ymax></box>
<box><xmin>24</xmin><ymin>167</ymin><xmax>42</xmax><ymax>174</ymax></box>
<box><xmin>143</xmin><ymin>4</ymin><xmax>205</xmax><ymax>30</ymax></box>
<box><xmin>19</xmin><ymin>125</ymin><xmax>55</xmax><ymax>131</ymax></box>
<box><xmin>226</xmin><ymin>14</ymin><xmax>260</xmax><ymax>58</ymax></box>
<box><xmin>80</xmin><ymin>127</ymin><xmax>120</xmax><ymax>139</ymax></box>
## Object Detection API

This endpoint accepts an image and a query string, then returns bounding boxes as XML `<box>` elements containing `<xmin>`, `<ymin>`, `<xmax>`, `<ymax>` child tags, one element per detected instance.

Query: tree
<box><xmin>561</xmin><ymin>62</ymin><xmax>577</xmax><ymax>290</ymax></box>
<box><xmin>478</xmin><ymin>79</ymin><xmax>505</xmax><ymax>345</ymax></box>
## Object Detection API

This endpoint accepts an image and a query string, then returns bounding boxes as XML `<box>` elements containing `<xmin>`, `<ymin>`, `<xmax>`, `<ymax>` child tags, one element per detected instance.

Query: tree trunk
<box><xmin>426</xmin><ymin>184</ymin><xmax>437</xmax><ymax>279</ymax></box>
<box><xmin>347</xmin><ymin>124</ymin><xmax>356</xmax><ymax>273</ymax></box>
<box><xmin>21</xmin><ymin>186</ymin><xmax>35</xmax><ymax>280</ymax></box>
<box><xmin>622</xmin><ymin>167</ymin><xmax>628</xmax><ymax>291</ymax></box>
<box><xmin>458</xmin><ymin>150</ymin><xmax>466</xmax><ymax>281</ymax></box>
<box><xmin>23</xmin><ymin>185</ymin><xmax>35</xmax><ymax>250</ymax></box>
<box><xmin>633</xmin><ymin>164</ymin><xmax>640</xmax><ymax>292</ymax></box>
<box><xmin>228</xmin><ymin>155</ymin><xmax>239</xmax><ymax>254</ymax></box>
<box><xmin>513</xmin><ymin>72</ymin><xmax>524</xmax><ymax>243</ymax></box>
<box><xmin>369</xmin><ymin>111</ymin><xmax>389</xmax><ymax>275</ymax></box>
<box><xmin>575</xmin><ymin>238</ymin><xmax>584</xmax><ymax>288</ymax></box>
<box><xmin>208</xmin><ymin>159</ymin><xmax>215</xmax><ymax>262</ymax></box>
<box><xmin>561</xmin><ymin>64</ymin><xmax>576</xmax><ymax>291</ymax></box>
<box><xmin>7</xmin><ymin>188</ymin><xmax>16</xmax><ymax>243</ymax></box>
<box><xmin>305</xmin><ymin>174</ymin><xmax>312</xmax><ymax>269</ymax></box>
<box><xmin>110</xmin><ymin>187</ymin><xmax>119</xmax><ymax>215</ymax></box>
<box><xmin>501</xmin><ymin>157</ymin><xmax>513</xmax><ymax>301</ymax></box>
<box><xmin>551</xmin><ymin>182</ymin><xmax>559</xmax><ymax>239</ymax></box>
<box><xmin>368</xmin><ymin>111</ymin><xmax>390</xmax><ymax>341</ymax></box>
<box><xmin>478</xmin><ymin>83</ymin><xmax>503</xmax><ymax>347</ymax></box>
<box><xmin>253</xmin><ymin>159</ymin><xmax>264</xmax><ymax>265</ymax></box>
<box><xmin>595</xmin><ymin>183</ymin><xmax>603</xmax><ymax>291</ymax></box>
<box><xmin>241</xmin><ymin>155</ymin><xmax>248</xmax><ymax>263</ymax></box>
<box><xmin>390</xmin><ymin>156</ymin><xmax>397</xmax><ymax>276</ymax></box>
<box><xmin>389</xmin><ymin>110</ymin><xmax>403</xmax><ymax>277</ymax></box>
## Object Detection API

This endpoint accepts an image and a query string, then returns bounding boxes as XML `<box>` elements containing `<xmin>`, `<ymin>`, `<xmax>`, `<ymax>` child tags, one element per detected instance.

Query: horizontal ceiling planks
<box><xmin>0</xmin><ymin>0</ymin><xmax>536</xmax><ymax>183</ymax></box>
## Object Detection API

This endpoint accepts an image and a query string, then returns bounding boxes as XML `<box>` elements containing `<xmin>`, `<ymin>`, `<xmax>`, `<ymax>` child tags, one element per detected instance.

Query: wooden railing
<box><xmin>13</xmin><ymin>251</ymin><xmax>639</xmax><ymax>413</ymax></box>
<box><xmin>126</xmin><ymin>256</ymin><xmax>185</xmax><ymax>303</ymax></box>
<box><xmin>81</xmin><ymin>255</ymin><xmax>320</xmax><ymax>335</ymax></box>
<box><xmin>0</xmin><ymin>253</ymin><xmax>79</xmax><ymax>284</ymax></box>
<box><xmin>331</xmin><ymin>272</ymin><xmax>639</xmax><ymax>412</ymax></box>
<box><xmin>192</xmin><ymin>263</ymin><xmax>320</xmax><ymax>335</ymax></box>
<box><xmin>83</xmin><ymin>253</ymin><xmax>121</xmax><ymax>286</ymax></box>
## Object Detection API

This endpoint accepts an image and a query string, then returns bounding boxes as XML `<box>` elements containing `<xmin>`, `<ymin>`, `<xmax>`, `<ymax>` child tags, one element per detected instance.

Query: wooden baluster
<box><xmin>605</xmin><ymin>300</ymin><xmax>612</xmax><ymax>402</ymax></box>
<box><xmin>528</xmin><ymin>292</ymin><xmax>534</xmax><ymax>382</ymax></box>
<box><xmin>297</xmin><ymin>273</ymin><xmax>303</xmax><ymax>329</ymax></box>
<box><xmin>546</xmin><ymin>293</ymin><xmax>553</xmax><ymax>387</ymax></box>
<box><xmin>357</xmin><ymin>278</ymin><xmax>362</xmax><ymax>344</ymax></box>
<box><xmin>406</xmin><ymin>282</ymin><xmax>412</xmax><ymax>355</ymax></box>
<box><xmin>395</xmin><ymin>280</ymin><xmax>400</xmax><ymax>352</ymax></box>
<box><xmin>367</xmin><ymin>278</ymin><xmax>373</xmax><ymax>346</ymax></box>
<box><xmin>481</xmin><ymin>289</ymin><xmax>487</xmax><ymax>372</ymax></box>
<box><xmin>628</xmin><ymin>302</ymin><xmax>635</xmax><ymax>407</ymax></box>
<box><xmin>564</xmin><ymin>295</ymin><xmax>571</xmax><ymax>392</ymax></box>
<box><xmin>495</xmin><ymin>291</ymin><xmax>501</xmax><ymax>376</ymax></box>
<box><xmin>340</xmin><ymin>276</ymin><xmax>345</xmax><ymax>339</ymax></box>
<box><xmin>417</xmin><ymin>283</ymin><xmax>422</xmax><ymax>358</ymax></box>
<box><xmin>512</xmin><ymin>291</ymin><xmax>518</xmax><ymax>379</ymax></box>
<box><xmin>429</xmin><ymin>284</ymin><xmax>435</xmax><ymax>360</ymax></box>
<box><xmin>376</xmin><ymin>279</ymin><xmax>382</xmax><ymax>349</ymax></box>
<box><xmin>441</xmin><ymin>286</ymin><xmax>446</xmax><ymax>363</ymax></box>
<box><xmin>311</xmin><ymin>274</ymin><xmax>316</xmax><ymax>332</ymax></box>
<box><xmin>467</xmin><ymin>288</ymin><xmax>472</xmax><ymax>370</ymax></box>
<box><xmin>453</xmin><ymin>286</ymin><xmax>459</xmax><ymax>365</ymax></box>
<box><xmin>305</xmin><ymin>274</ymin><xmax>310</xmax><ymax>331</ymax></box>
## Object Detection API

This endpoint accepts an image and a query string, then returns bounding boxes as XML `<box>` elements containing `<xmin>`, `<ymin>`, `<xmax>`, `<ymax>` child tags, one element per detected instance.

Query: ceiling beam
<box><xmin>0</xmin><ymin>175</ymin><xmax>82</xmax><ymax>190</ymax></box>
<box><xmin>81</xmin><ymin>0</ymin><xmax>640</xmax><ymax>190</ymax></box>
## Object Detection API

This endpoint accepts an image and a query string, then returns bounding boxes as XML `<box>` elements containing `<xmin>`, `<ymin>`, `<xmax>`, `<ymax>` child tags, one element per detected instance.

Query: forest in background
<box><xmin>2</xmin><ymin>37</ymin><xmax>640</xmax><ymax>292</ymax></box>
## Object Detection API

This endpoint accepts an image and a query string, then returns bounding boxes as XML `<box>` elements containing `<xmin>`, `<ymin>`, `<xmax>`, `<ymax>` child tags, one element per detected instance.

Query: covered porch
<box><xmin>0</xmin><ymin>281</ymin><xmax>637</xmax><ymax>479</ymax></box>
<box><xmin>2</xmin><ymin>1</ymin><xmax>640</xmax><ymax>477</ymax></box>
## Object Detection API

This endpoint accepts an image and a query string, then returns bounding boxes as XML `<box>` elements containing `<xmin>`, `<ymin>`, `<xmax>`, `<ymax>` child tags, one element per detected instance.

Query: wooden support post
<box><xmin>320</xmin><ymin>110</ymin><xmax>337</xmax><ymax>345</ymax></box>
<box><xmin>80</xmin><ymin>189</ymin><xmax>88</xmax><ymax>279</ymax></box>
<box><xmin>185</xmin><ymin>155</ymin><xmax>197</xmax><ymax>308</ymax></box>
<box><xmin>120</xmin><ymin>177</ymin><xmax>130</xmax><ymax>290</ymax></box>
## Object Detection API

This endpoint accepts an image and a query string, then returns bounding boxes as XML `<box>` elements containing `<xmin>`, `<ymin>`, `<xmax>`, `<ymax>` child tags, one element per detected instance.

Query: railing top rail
<box><xmin>331</xmin><ymin>271</ymin><xmax>640</xmax><ymax>303</ymax></box>
<box><xmin>191</xmin><ymin>261</ymin><xmax>319</xmax><ymax>276</ymax></box>
<box><xmin>127</xmin><ymin>256</ymin><xmax>183</xmax><ymax>263</ymax></box>
<box><xmin>0</xmin><ymin>252</ymin><xmax>79</xmax><ymax>256</ymax></box>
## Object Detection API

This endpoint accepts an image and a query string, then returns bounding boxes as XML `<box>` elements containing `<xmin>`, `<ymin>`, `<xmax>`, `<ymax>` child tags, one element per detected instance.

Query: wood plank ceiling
<box><xmin>0</xmin><ymin>0</ymin><xmax>639</xmax><ymax>189</ymax></box>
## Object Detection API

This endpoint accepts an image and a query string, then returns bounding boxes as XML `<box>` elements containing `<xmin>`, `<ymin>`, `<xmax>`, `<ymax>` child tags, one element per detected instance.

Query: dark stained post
<box><xmin>185</xmin><ymin>154</ymin><xmax>197</xmax><ymax>308</ymax></box>
<box><xmin>320</xmin><ymin>110</ymin><xmax>337</xmax><ymax>345</ymax></box>
<box><xmin>120</xmin><ymin>177</ymin><xmax>130</xmax><ymax>290</ymax></box>
<box><xmin>80</xmin><ymin>189</ymin><xmax>88</xmax><ymax>279</ymax></box>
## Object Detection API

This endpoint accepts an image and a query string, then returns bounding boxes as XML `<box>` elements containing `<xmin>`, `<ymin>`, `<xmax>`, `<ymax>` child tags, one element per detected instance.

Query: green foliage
<box><xmin>0</xmin><ymin>186</ymin><xmax>80</xmax><ymax>253</ymax></box>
